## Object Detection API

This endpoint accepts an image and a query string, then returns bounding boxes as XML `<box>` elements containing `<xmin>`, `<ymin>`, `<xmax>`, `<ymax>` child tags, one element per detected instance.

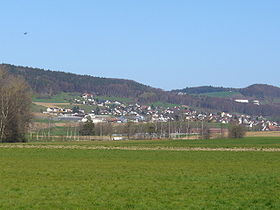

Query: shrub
<box><xmin>228</xmin><ymin>124</ymin><xmax>246</xmax><ymax>138</ymax></box>
<box><xmin>79</xmin><ymin>120</ymin><xmax>95</xmax><ymax>136</ymax></box>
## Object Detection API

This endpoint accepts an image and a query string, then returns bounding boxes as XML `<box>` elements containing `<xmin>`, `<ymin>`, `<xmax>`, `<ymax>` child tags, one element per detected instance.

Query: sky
<box><xmin>0</xmin><ymin>0</ymin><xmax>280</xmax><ymax>90</ymax></box>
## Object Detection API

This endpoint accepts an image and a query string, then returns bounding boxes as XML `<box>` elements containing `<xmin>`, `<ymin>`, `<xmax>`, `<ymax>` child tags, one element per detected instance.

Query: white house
<box><xmin>253</xmin><ymin>100</ymin><xmax>260</xmax><ymax>105</ymax></box>
<box><xmin>235</xmin><ymin>99</ymin><xmax>249</xmax><ymax>103</ymax></box>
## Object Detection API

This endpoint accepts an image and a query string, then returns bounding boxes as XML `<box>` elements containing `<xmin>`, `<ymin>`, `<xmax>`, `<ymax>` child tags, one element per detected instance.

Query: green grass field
<box><xmin>33</xmin><ymin>92</ymin><xmax>80</xmax><ymax>103</ymax></box>
<box><xmin>33</xmin><ymin>126</ymin><xmax>78</xmax><ymax>137</ymax></box>
<box><xmin>31</xmin><ymin>103</ymin><xmax>46</xmax><ymax>113</ymax></box>
<box><xmin>198</xmin><ymin>91</ymin><xmax>242</xmax><ymax>98</ymax></box>
<box><xmin>1</xmin><ymin>137</ymin><xmax>280</xmax><ymax>209</ymax></box>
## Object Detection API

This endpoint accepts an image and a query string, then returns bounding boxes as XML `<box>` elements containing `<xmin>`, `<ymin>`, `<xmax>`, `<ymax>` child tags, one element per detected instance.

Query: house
<box><xmin>252</xmin><ymin>100</ymin><xmax>260</xmax><ymax>105</ymax></box>
<box><xmin>235</xmin><ymin>99</ymin><xmax>249</xmax><ymax>103</ymax></box>
<box><xmin>112</xmin><ymin>136</ymin><xmax>124</xmax><ymax>141</ymax></box>
<box><xmin>82</xmin><ymin>93</ymin><xmax>94</xmax><ymax>99</ymax></box>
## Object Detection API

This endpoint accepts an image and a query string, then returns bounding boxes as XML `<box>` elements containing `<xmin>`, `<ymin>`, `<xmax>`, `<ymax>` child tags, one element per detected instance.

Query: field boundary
<box><xmin>1</xmin><ymin>144</ymin><xmax>280</xmax><ymax>152</ymax></box>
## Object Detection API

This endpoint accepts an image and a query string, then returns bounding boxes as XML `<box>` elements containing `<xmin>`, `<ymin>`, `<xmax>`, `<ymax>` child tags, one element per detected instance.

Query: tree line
<box><xmin>79</xmin><ymin>120</ymin><xmax>245</xmax><ymax>139</ymax></box>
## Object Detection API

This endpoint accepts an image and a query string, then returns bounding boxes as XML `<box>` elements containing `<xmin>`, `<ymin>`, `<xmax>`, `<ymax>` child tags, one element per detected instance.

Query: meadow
<box><xmin>1</xmin><ymin>137</ymin><xmax>280</xmax><ymax>209</ymax></box>
<box><xmin>32</xmin><ymin>92</ymin><xmax>80</xmax><ymax>103</ymax></box>
<box><xmin>197</xmin><ymin>91</ymin><xmax>242</xmax><ymax>98</ymax></box>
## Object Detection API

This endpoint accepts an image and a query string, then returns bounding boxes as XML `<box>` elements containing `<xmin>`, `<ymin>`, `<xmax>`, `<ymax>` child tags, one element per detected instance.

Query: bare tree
<box><xmin>0</xmin><ymin>70</ymin><xmax>32</xmax><ymax>142</ymax></box>
<box><xmin>124</xmin><ymin>122</ymin><xmax>133</xmax><ymax>139</ymax></box>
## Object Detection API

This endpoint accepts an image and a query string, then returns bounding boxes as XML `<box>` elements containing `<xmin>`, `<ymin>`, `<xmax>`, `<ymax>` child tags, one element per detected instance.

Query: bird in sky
<box><xmin>24</xmin><ymin>32</ymin><xmax>28</xmax><ymax>35</ymax></box>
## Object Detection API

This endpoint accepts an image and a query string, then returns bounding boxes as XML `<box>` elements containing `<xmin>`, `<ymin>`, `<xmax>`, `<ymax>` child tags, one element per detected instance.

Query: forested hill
<box><xmin>240</xmin><ymin>84</ymin><xmax>280</xmax><ymax>99</ymax></box>
<box><xmin>0</xmin><ymin>64</ymin><xmax>155</xmax><ymax>97</ymax></box>
<box><xmin>173</xmin><ymin>84</ymin><xmax>280</xmax><ymax>99</ymax></box>
<box><xmin>1</xmin><ymin>63</ymin><xmax>280</xmax><ymax>118</ymax></box>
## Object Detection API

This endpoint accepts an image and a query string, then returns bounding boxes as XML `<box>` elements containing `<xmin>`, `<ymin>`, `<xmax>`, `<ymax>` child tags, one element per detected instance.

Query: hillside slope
<box><xmin>240</xmin><ymin>84</ymin><xmax>280</xmax><ymax>99</ymax></box>
<box><xmin>0</xmin><ymin>64</ymin><xmax>155</xmax><ymax>98</ymax></box>
<box><xmin>1</xmin><ymin>64</ymin><xmax>280</xmax><ymax>118</ymax></box>
<box><xmin>174</xmin><ymin>84</ymin><xmax>280</xmax><ymax>100</ymax></box>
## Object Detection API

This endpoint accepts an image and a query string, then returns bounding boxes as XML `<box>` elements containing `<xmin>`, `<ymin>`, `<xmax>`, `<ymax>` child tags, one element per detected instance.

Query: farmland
<box><xmin>26</xmin><ymin>137</ymin><xmax>280</xmax><ymax>149</ymax></box>
<box><xmin>1</xmin><ymin>138</ymin><xmax>280</xmax><ymax>209</ymax></box>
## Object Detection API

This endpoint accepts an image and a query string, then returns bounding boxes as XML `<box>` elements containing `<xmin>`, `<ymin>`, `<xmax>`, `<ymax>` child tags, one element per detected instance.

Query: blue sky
<box><xmin>0</xmin><ymin>1</ymin><xmax>279</xmax><ymax>90</ymax></box>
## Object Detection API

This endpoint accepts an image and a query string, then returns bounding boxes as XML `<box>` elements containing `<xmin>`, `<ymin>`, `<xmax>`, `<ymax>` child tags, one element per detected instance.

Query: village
<box><xmin>42</xmin><ymin>93</ymin><xmax>280</xmax><ymax>132</ymax></box>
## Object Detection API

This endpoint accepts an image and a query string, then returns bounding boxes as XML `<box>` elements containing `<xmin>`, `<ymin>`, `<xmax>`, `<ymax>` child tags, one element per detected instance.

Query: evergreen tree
<box><xmin>79</xmin><ymin>120</ymin><xmax>95</xmax><ymax>136</ymax></box>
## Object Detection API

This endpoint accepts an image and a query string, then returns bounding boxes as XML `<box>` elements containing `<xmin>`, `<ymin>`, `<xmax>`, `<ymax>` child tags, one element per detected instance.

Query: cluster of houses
<box><xmin>44</xmin><ymin>107</ymin><xmax>76</xmax><ymax>114</ymax></box>
<box><xmin>42</xmin><ymin>93</ymin><xmax>280</xmax><ymax>131</ymax></box>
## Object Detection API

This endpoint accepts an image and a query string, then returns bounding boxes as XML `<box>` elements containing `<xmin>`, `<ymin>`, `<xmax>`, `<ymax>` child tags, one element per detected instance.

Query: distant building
<box><xmin>82</xmin><ymin>93</ymin><xmax>94</xmax><ymax>99</ymax></box>
<box><xmin>252</xmin><ymin>100</ymin><xmax>260</xmax><ymax>105</ymax></box>
<box><xmin>234</xmin><ymin>99</ymin><xmax>249</xmax><ymax>103</ymax></box>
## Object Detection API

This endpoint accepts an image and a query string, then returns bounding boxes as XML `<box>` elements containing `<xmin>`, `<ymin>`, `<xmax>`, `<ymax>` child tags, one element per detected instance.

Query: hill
<box><xmin>174</xmin><ymin>84</ymin><xmax>280</xmax><ymax>100</ymax></box>
<box><xmin>240</xmin><ymin>84</ymin><xmax>280</xmax><ymax>99</ymax></box>
<box><xmin>1</xmin><ymin>64</ymin><xmax>280</xmax><ymax>118</ymax></box>
<box><xmin>0</xmin><ymin>64</ymin><xmax>154</xmax><ymax>98</ymax></box>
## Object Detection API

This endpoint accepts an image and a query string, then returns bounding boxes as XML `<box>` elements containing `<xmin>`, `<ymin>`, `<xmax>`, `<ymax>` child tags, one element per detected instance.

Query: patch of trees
<box><xmin>79</xmin><ymin>120</ymin><xmax>218</xmax><ymax>140</ymax></box>
<box><xmin>72</xmin><ymin>106</ymin><xmax>80</xmax><ymax>114</ymax></box>
<box><xmin>79</xmin><ymin>120</ymin><xmax>95</xmax><ymax>136</ymax></box>
<box><xmin>0</xmin><ymin>70</ymin><xmax>32</xmax><ymax>142</ymax></box>
<box><xmin>79</xmin><ymin>120</ymin><xmax>249</xmax><ymax>140</ymax></box>
<box><xmin>228</xmin><ymin>124</ymin><xmax>246</xmax><ymax>138</ymax></box>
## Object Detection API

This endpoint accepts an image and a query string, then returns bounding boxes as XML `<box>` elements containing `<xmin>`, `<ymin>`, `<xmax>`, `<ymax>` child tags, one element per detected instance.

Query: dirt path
<box><xmin>0</xmin><ymin>144</ymin><xmax>280</xmax><ymax>152</ymax></box>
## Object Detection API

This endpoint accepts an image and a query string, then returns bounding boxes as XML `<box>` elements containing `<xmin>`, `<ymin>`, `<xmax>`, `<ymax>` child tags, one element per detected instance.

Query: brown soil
<box><xmin>246</xmin><ymin>131</ymin><xmax>280</xmax><ymax>137</ymax></box>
